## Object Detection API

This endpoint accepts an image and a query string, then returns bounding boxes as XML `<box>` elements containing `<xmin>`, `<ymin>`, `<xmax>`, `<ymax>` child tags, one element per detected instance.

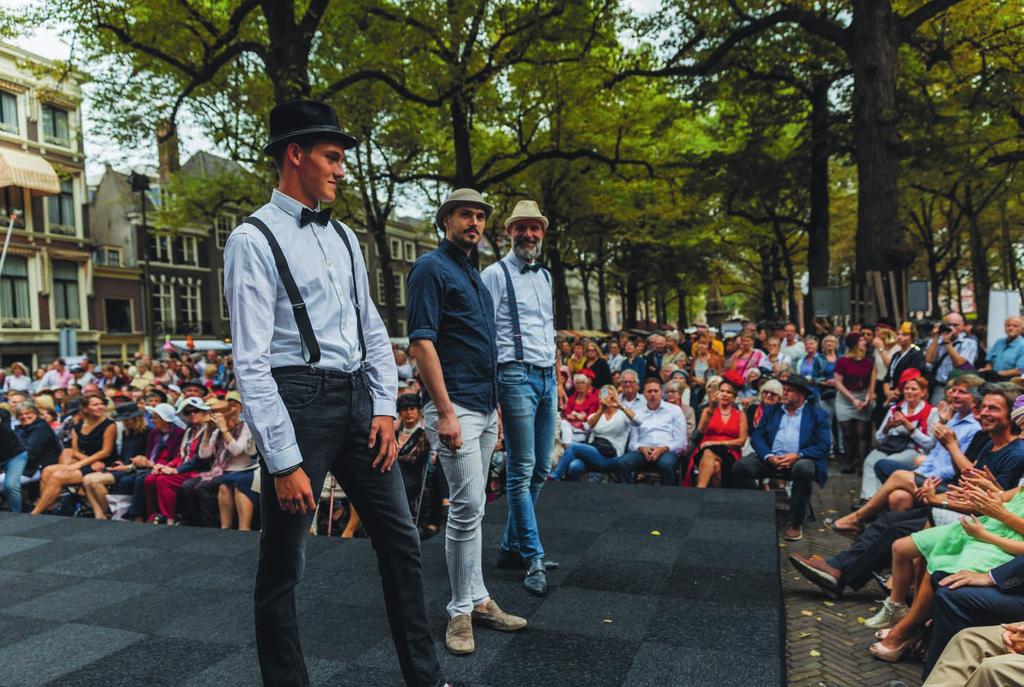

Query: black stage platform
<box><xmin>0</xmin><ymin>483</ymin><xmax>785</xmax><ymax>687</ymax></box>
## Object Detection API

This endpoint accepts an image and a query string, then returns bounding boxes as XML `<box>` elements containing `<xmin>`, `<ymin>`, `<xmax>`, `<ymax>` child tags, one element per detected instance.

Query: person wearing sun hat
<box><xmin>225</xmin><ymin>99</ymin><xmax>444</xmax><ymax>687</ymax></box>
<box><xmin>408</xmin><ymin>188</ymin><xmax>528</xmax><ymax>655</ymax></box>
<box><xmin>480</xmin><ymin>198</ymin><xmax>564</xmax><ymax>597</ymax></box>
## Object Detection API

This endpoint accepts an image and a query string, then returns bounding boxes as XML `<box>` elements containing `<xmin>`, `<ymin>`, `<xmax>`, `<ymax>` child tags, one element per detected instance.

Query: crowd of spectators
<box><xmin>6</xmin><ymin>313</ymin><xmax>1024</xmax><ymax>683</ymax></box>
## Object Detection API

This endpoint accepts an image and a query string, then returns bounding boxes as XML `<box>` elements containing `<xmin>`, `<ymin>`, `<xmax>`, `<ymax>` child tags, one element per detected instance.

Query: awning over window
<box><xmin>0</xmin><ymin>147</ymin><xmax>61</xmax><ymax>195</ymax></box>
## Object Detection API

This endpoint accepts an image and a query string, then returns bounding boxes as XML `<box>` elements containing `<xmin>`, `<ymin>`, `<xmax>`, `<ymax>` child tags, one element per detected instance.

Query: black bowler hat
<box><xmin>263</xmin><ymin>99</ymin><xmax>358</xmax><ymax>154</ymax></box>
<box><xmin>781</xmin><ymin>374</ymin><xmax>815</xmax><ymax>396</ymax></box>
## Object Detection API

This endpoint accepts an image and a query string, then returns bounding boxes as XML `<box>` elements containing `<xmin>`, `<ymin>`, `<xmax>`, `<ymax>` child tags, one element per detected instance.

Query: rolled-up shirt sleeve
<box><xmin>406</xmin><ymin>260</ymin><xmax>442</xmax><ymax>343</ymax></box>
<box><xmin>346</xmin><ymin>224</ymin><xmax>398</xmax><ymax>417</ymax></box>
<box><xmin>224</xmin><ymin>230</ymin><xmax>302</xmax><ymax>475</ymax></box>
<box><xmin>670</xmin><ymin>407</ymin><xmax>687</xmax><ymax>455</ymax></box>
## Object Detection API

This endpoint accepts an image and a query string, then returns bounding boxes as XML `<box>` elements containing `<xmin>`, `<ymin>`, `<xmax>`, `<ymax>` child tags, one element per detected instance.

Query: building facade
<box><xmin>0</xmin><ymin>43</ymin><xmax>99</xmax><ymax>370</ymax></box>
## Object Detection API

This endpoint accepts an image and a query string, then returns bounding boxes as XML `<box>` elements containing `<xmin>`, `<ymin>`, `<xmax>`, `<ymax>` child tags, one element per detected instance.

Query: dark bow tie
<box><xmin>300</xmin><ymin>207</ymin><xmax>332</xmax><ymax>227</ymax></box>
<box><xmin>521</xmin><ymin>262</ymin><xmax>544</xmax><ymax>274</ymax></box>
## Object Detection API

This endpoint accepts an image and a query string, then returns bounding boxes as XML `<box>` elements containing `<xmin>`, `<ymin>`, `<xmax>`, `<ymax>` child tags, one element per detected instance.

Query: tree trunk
<box><xmin>760</xmin><ymin>242</ymin><xmax>775</xmax><ymax>320</ymax></box>
<box><xmin>965</xmin><ymin>198</ymin><xmax>990</xmax><ymax>326</ymax></box>
<box><xmin>655</xmin><ymin>283</ymin><xmax>667</xmax><ymax>326</ymax></box>
<box><xmin>548</xmin><ymin>244</ymin><xmax>572</xmax><ymax>329</ymax></box>
<box><xmin>999</xmin><ymin>197</ymin><xmax>1020</xmax><ymax>295</ymax></box>
<box><xmin>581</xmin><ymin>268</ymin><xmax>594</xmax><ymax>330</ymax></box>
<box><xmin>450</xmin><ymin>97</ymin><xmax>475</xmax><ymax>188</ymax></box>
<box><xmin>642</xmin><ymin>285</ymin><xmax>650</xmax><ymax>326</ymax></box>
<box><xmin>261</xmin><ymin>1</ymin><xmax>313</xmax><ymax>101</ymax></box>
<box><xmin>676</xmin><ymin>286</ymin><xmax>688</xmax><ymax>329</ymax></box>
<box><xmin>596</xmin><ymin>253</ymin><xmax>609</xmax><ymax>331</ymax></box>
<box><xmin>626</xmin><ymin>273</ymin><xmax>638</xmax><ymax>329</ymax></box>
<box><xmin>850</xmin><ymin>0</ymin><xmax>911</xmax><ymax>323</ymax></box>
<box><xmin>372</xmin><ymin>227</ymin><xmax>401</xmax><ymax>333</ymax></box>
<box><xmin>806</xmin><ymin>76</ymin><xmax>832</xmax><ymax>330</ymax></box>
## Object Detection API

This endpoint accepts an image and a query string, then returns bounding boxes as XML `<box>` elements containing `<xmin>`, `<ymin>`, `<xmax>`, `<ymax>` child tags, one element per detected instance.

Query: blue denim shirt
<box><xmin>407</xmin><ymin>239</ymin><xmax>498</xmax><ymax>414</ymax></box>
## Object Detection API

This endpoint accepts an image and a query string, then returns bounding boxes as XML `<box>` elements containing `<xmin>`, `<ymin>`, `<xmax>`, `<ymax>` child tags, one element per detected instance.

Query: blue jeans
<box><xmin>615</xmin><ymin>449</ymin><xmax>679</xmax><ymax>486</ymax></box>
<box><xmin>1</xmin><ymin>451</ymin><xmax>29</xmax><ymax>512</ymax></box>
<box><xmin>497</xmin><ymin>363</ymin><xmax>557</xmax><ymax>562</ymax></box>
<box><xmin>550</xmin><ymin>442</ymin><xmax>618</xmax><ymax>481</ymax></box>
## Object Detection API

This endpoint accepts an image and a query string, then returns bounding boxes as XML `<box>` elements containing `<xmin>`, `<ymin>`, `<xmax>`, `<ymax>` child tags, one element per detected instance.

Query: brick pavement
<box><xmin>780</xmin><ymin>470</ymin><xmax>923</xmax><ymax>687</ymax></box>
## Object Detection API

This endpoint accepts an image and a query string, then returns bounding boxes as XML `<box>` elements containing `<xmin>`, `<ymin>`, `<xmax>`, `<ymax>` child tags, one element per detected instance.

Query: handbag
<box><xmin>876</xmin><ymin>432</ymin><xmax>912</xmax><ymax>455</ymax></box>
<box><xmin>590</xmin><ymin>436</ymin><xmax>618</xmax><ymax>458</ymax></box>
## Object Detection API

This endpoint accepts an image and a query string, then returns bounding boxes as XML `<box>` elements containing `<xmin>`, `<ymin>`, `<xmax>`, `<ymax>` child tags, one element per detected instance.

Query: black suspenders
<box><xmin>243</xmin><ymin>215</ymin><xmax>366</xmax><ymax>364</ymax></box>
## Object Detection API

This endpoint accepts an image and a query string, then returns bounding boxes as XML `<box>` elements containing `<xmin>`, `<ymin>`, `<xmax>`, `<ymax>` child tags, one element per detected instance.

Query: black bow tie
<box><xmin>521</xmin><ymin>262</ymin><xmax>544</xmax><ymax>274</ymax></box>
<box><xmin>300</xmin><ymin>207</ymin><xmax>332</xmax><ymax>227</ymax></box>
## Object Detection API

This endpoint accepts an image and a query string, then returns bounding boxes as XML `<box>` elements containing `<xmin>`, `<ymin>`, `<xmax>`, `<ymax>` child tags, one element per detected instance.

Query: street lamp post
<box><xmin>127</xmin><ymin>171</ymin><xmax>154</xmax><ymax>355</ymax></box>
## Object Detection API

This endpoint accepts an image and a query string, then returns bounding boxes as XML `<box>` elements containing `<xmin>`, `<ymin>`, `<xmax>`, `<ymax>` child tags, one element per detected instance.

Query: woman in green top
<box><xmin>867</xmin><ymin>472</ymin><xmax>1024</xmax><ymax>662</ymax></box>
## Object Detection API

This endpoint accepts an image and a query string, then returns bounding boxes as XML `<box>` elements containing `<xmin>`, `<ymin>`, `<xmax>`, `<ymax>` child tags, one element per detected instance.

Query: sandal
<box><xmin>825</xmin><ymin>515</ymin><xmax>862</xmax><ymax>537</ymax></box>
<box><xmin>869</xmin><ymin>630</ymin><xmax>922</xmax><ymax>663</ymax></box>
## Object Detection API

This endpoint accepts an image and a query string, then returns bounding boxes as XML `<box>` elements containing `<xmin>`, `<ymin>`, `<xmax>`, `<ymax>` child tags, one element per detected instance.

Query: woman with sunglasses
<box><xmin>143</xmin><ymin>397</ymin><xmax>213</xmax><ymax>524</ymax></box>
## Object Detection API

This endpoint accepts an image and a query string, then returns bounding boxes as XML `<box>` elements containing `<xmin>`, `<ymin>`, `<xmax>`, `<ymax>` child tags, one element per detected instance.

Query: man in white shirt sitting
<box><xmin>614</xmin><ymin>377</ymin><xmax>688</xmax><ymax>486</ymax></box>
<box><xmin>618</xmin><ymin>369</ymin><xmax>645</xmax><ymax>415</ymax></box>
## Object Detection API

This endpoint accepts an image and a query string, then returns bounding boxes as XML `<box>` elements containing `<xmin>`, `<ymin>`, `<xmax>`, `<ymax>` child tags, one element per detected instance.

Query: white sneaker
<box><xmin>863</xmin><ymin>599</ymin><xmax>909</xmax><ymax>630</ymax></box>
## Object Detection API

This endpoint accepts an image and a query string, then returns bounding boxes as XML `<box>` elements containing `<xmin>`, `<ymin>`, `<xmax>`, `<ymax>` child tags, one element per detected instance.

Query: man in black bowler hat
<box><xmin>224</xmin><ymin>99</ymin><xmax>450</xmax><ymax>687</ymax></box>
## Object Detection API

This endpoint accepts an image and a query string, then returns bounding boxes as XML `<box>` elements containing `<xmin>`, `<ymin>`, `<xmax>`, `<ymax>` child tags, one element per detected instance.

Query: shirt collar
<box><xmin>785</xmin><ymin>402</ymin><xmax>805</xmax><ymax>417</ymax></box>
<box><xmin>504</xmin><ymin>250</ymin><xmax>530</xmax><ymax>270</ymax></box>
<box><xmin>271</xmin><ymin>189</ymin><xmax>318</xmax><ymax>225</ymax></box>
<box><xmin>440</xmin><ymin>238</ymin><xmax>472</xmax><ymax>265</ymax></box>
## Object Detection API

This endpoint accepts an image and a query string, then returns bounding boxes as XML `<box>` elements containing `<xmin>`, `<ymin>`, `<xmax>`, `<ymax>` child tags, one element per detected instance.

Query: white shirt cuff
<box><xmin>373</xmin><ymin>399</ymin><xmax>397</xmax><ymax>418</ymax></box>
<box><xmin>264</xmin><ymin>443</ymin><xmax>303</xmax><ymax>475</ymax></box>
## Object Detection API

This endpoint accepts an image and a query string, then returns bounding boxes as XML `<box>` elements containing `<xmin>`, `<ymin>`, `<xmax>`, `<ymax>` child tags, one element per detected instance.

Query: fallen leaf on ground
<box><xmin>801</xmin><ymin>610</ymin><xmax>814</xmax><ymax>617</ymax></box>
<box><xmin>823</xmin><ymin>601</ymin><xmax>835</xmax><ymax>607</ymax></box>
<box><xmin>809</xmin><ymin>649</ymin><xmax>821</xmax><ymax>657</ymax></box>
<box><xmin>650</xmin><ymin>530</ymin><xmax>661</xmax><ymax>536</ymax></box>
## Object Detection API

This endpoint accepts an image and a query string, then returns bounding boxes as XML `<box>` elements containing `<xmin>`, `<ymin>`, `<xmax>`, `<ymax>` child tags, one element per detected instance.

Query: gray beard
<box><xmin>513</xmin><ymin>239</ymin><xmax>542</xmax><ymax>263</ymax></box>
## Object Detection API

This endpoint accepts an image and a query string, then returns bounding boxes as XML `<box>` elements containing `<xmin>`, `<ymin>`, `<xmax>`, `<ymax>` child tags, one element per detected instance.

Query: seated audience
<box><xmin>117</xmin><ymin>404</ymin><xmax>186</xmax><ymax>522</ymax></box>
<box><xmin>394</xmin><ymin>393</ymin><xmax>430</xmax><ymax>515</ymax></box>
<box><xmin>31</xmin><ymin>394</ymin><xmax>116</xmax><ymax>514</ymax></box>
<box><xmin>614</xmin><ymin>377</ymin><xmax>687</xmax><ymax>486</ymax></box>
<box><xmin>0</xmin><ymin>405</ymin><xmax>28</xmax><ymax>511</ymax></box>
<box><xmin>550</xmin><ymin>385</ymin><xmax>636</xmax><ymax>481</ymax></box>
<box><xmin>663</xmin><ymin>380</ymin><xmax>695</xmax><ymax>442</ymax></box>
<box><xmin>582</xmin><ymin>341</ymin><xmax>612</xmax><ymax>388</ymax></box>
<box><xmin>81</xmin><ymin>402</ymin><xmax>150</xmax><ymax>519</ymax></box>
<box><xmin>686</xmin><ymin>379</ymin><xmax>748</xmax><ymax>488</ymax></box>
<box><xmin>143</xmin><ymin>397</ymin><xmax>213</xmax><ymax>524</ymax></box>
<box><xmin>7</xmin><ymin>402</ymin><xmax>59</xmax><ymax>512</ymax></box>
<box><xmin>732</xmin><ymin>374</ymin><xmax>831</xmax><ymax>542</ymax></box>
<box><xmin>857</xmin><ymin>372</ymin><xmax>939</xmax><ymax>501</ymax></box>
<box><xmin>830</xmin><ymin>376</ymin><xmax>983</xmax><ymax>535</ymax></box>
<box><xmin>178</xmin><ymin>393</ymin><xmax>253</xmax><ymax>527</ymax></box>
<box><xmin>561</xmin><ymin>373</ymin><xmax>599</xmax><ymax>441</ymax></box>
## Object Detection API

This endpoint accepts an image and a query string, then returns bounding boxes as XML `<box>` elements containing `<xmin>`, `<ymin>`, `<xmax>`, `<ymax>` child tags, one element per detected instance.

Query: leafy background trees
<box><xmin>11</xmin><ymin>0</ymin><xmax>1024</xmax><ymax>330</ymax></box>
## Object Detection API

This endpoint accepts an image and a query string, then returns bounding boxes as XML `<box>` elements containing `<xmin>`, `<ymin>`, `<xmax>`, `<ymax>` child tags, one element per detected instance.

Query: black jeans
<box><xmin>732</xmin><ymin>455</ymin><xmax>816</xmax><ymax>527</ymax></box>
<box><xmin>177</xmin><ymin>477</ymin><xmax>221</xmax><ymax>527</ymax></box>
<box><xmin>254</xmin><ymin>367</ymin><xmax>444</xmax><ymax>687</ymax></box>
<box><xmin>827</xmin><ymin>508</ymin><xmax>928</xmax><ymax>590</ymax></box>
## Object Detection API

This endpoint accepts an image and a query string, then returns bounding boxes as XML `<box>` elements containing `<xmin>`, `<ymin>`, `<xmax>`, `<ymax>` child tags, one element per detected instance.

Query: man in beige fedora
<box><xmin>408</xmin><ymin>188</ymin><xmax>527</xmax><ymax>655</ymax></box>
<box><xmin>481</xmin><ymin>199</ymin><xmax>563</xmax><ymax>595</ymax></box>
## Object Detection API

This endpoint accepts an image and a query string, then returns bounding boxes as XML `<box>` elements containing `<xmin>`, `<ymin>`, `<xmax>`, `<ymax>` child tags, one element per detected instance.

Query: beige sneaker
<box><xmin>472</xmin><ymin>599</ymin><xmax>527</xmax><ymax>631</ymax></box>
<box><xmin>864</xmin><ymin>599</ymin><xmax>909</xmax><ymax>630</ymax></box>
<box><xmin>445</xmin><ymin>614</ymin><xmax>474</xmax><ymax>655</ymax></box>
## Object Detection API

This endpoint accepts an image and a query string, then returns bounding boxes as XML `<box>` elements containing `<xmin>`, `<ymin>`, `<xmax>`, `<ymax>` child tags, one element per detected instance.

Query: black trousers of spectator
<box><xmin>125</xmin><ymin>469</ymin><xmax>151</xmax><ymax>519</ymax></box>
<box><xmin>255</xmin><ymin>368</ymin><xmax>443</xmax><ymax>687</ymax></box>
<box><xmin>826</xmin><ymin>508</ymin><xmax>928</xmax><ymax>590</ymax></box>
<box><xmin>732</xmin><ymin>456</ymin><xmax>816</xmax><ymax>527</ymax></box>
<box><xmin>177</xmin><ymin>477</ymin><xmax>221</xmax><ymax>527</ymax></box>
<box><xmin>924</xmin><ymin>571</ymin><xmax>1024</xmax><ymax>678</ymax></box>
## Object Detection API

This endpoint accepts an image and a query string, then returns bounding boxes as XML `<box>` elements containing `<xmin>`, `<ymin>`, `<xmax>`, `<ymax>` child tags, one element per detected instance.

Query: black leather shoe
<box><xmin>523</xmin><ymin>558</ymin><xmax>547</xmax><ymax>596</ymax></box>
<box><xmin>497</xmin><ymin>549</ymin><xmax>559</xmax><ymax>571</ymax></box>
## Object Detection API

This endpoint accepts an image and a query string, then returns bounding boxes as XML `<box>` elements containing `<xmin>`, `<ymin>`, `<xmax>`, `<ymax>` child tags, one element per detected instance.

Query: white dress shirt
<box><xmin>223</xmin><ymin>189</ymin><xmax>397</xmax><ymax>474</ymax></box>
<box><xmin>480</xmin><ymin>251</ymin><xmax>556</xmax><ymax>367</ymax></box>
<box><xmin>628</xmin><ymin>401</ymin><xmax>688</xmax><ymax>454</ymax></box>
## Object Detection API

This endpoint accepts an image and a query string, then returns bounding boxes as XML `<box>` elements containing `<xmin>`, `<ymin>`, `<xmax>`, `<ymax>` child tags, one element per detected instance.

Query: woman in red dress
<box><xmin>691</xmin><ymin>379</ymin><xmax>748</xmax><ymax>488</ymax></box>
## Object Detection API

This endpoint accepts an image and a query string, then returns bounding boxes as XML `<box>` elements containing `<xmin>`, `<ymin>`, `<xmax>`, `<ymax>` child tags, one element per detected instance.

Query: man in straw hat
<box><xmin>481</xmin><ymin>199</ymin><xmax>563</xmax><ymax>596</ymax></box>
<box><xmin>224</xmin><ymin>99</ymin><xmax>448</xmax><ymax>687</ymax></box>
<box><xmin>408</xmin><ymin>188</ymin><xmax>528</xmax><ymax>656</ymax></box>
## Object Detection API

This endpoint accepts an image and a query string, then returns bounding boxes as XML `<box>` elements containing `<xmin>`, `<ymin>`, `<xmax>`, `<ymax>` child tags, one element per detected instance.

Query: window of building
<box><xmin>178</xmin><ymin>283</ymin><xmax>201</xmax><ymax>329</ymax></box>
<box><xmin>376</xmin><ymin>269</ymin><xmax>386</xmax><ymax>304</ymax></box>
<box><xmin>153</xmin><ymin>281</ymin><xmax>174</xmax><ymax>330</ymax></box>
<box><xmin>391</xmin><ymin>273</ymin><xmax>406</xmax><ymax>306</ymax></box>
<box><xmin>148</xmin><ymin>235</ymin><xmax>172</xmax><ymax>262</ymax></box>
<box><xmin>41</xmin><ymin>104</ymin><xmax>70</xmax><ymax>146</ymax></box>
<box><xmin>99</xmin><ymin>344</ymin><xmax>126</xmax><ymax>364</ymax></box>
<box><xmin>217</xmin><ymin>269</ymin><xmax>229</xmax><ymax>320</ymax></box>
<box><xmin>214</xmin><ymin>214</ymin><xmax>234</xmax><ymax>248</ymax></box>
<box><xmin>52</xmin><ymin>260</ymin><xmax>80</xmax><ymax>326</ymax></box>
<box><xmin>176</xmin><ymin>236</ymin><xmax>198</xmax><ymax>266</ymax></box>
<box><xmin>104</xmin><ymin>298</ymin><xmax>132</xmax><ymax>333</ymax></box>
<box><xmin>46</xmin><ymin>179</ymin><xmax>75</xmax><ymax>235</ymax></box>
<box><xmin>0</xmin><ymin>187</ymin><xmax>24</xmax><ymax>229</ymax></box>
<box><xmin>404</xmin><ymin>241</ymin><xmax>416</xmax><ymax>263</ymax></box>
<box><xmin>0</xmin><ymin>90</ymin><xmax>17</xmax><ymax>134</ymax></box>
<box><xmin>95</xmin><ymin>247</ymin><xmax>122</xmax><ymax>267</ymax></box>
<box><xmin>389</xmin><ymin>238</ymin><xmax>402</xmax><ymax>260</ymax></box>
<box><xmin>0</xmin><ymin>255</ymin><xmax>30</xmax><ymax>328</ymax></box>
<box><xmin>359</xmin><ymin>242</ymin><xmax>369</xmax><ymax>265</ymax></box>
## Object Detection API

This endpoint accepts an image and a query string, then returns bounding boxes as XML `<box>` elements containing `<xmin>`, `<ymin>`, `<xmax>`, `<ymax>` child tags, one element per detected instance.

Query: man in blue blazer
<box><xmin>733</xmin><ymin>374</ymin><xmax>832</xmax><ymax>542</ymax></box>
<box><xmin>919</xmin><ymin>555</ymin><xmax>1024</xmax><ymax>679</ymax></box>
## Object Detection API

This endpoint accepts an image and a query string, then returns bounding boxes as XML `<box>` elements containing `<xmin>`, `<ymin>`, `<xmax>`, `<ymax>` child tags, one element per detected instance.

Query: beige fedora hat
<box><xmin>435</xmin><ymin>188</ymin><xmax>493</xmax><ymax>230</ymax></box>
<box><xmin>504</xmin><ymin>199</ymin><xmax>548</xmax><ymax>230</ymax></box>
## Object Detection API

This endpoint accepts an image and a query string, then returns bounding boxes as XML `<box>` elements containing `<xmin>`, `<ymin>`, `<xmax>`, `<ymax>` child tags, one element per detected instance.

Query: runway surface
<box><xmin>0</xmin><ymin>482</ymin><xmax>785</xmax><ymax>686</ymax></box>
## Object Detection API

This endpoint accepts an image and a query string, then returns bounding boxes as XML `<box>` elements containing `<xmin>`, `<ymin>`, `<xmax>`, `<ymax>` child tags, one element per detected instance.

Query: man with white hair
<box><xmin>925</xmin><ymin>312</ymin><xmax>979</xmax><ymax>404</ymax></box>
<box><xmin>618</xmin><ymin>369</ymin><xmax>645</xmax><ymax>415</ymax></box>
<box><xmin>980</xmin><ymin>316</ymin><xmax>1024</xmax><ymax>379</ymax></box>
